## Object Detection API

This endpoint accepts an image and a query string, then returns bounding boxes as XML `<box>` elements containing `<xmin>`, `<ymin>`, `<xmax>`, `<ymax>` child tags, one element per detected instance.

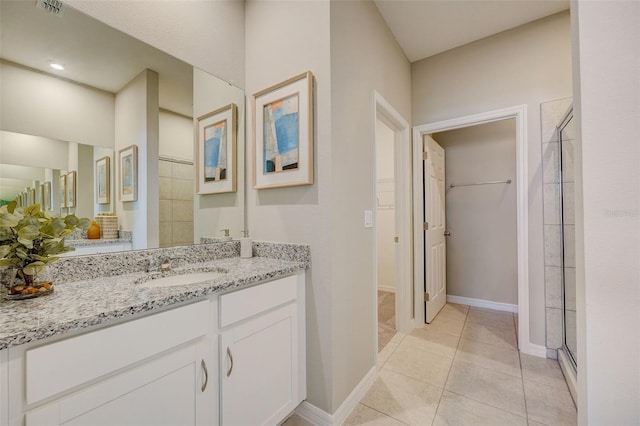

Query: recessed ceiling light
<box><xmin>50</xmin><ymin>63</ymin><xmax>64</xmax><ymax>71</ymax></box>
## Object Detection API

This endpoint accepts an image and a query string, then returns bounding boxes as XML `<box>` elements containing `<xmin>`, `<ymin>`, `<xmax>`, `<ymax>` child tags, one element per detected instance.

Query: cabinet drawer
<box><xmin>219</xmin><ymin>274</ymin><xmax>297</xmax><ymax>327</ymax></box>
<box><xmin>25</xmin><ymin>300</ymin><xmax>209</xmax><ymax>405</ymax></box>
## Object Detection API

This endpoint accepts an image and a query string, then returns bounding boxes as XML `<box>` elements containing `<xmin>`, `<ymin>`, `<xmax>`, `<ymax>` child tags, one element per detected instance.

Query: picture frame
<box><xmin>196</xmin><ymin>103</ymin><xmax>237</xmax><ymax>194</ymax></box>
<box><xmin>252</xmin><ymin>71</ymin><xmax>314</xmax><ymax>189</ymax></box>
<box><xmin>96</xmin><ymin>156</ymin><xmax>110</xmax><ymax>204</ymax></box>
<box><xmin>119</xmin><ymin>145</ymin><xmax>138</xmax><ymax>202</ymax></box>
<box><xmin>66</xmin><ymin>171</ymin><xmax>77</xmax><ymax>208</ymax></box>
<box><xmin>59</xmin><ymin>174</ymin><xmax>67</xmax><ymax>208</ymax></box>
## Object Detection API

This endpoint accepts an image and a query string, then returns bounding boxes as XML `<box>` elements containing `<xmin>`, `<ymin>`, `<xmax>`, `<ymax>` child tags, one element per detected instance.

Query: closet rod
<box><xmin>449</xmin><ymin>179</ymin><xmax>511</xmax><ymax>188</ymax></box>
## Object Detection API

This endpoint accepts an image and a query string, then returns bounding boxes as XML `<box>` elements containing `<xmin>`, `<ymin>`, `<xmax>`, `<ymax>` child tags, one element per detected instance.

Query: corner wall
<box><xmin>245</xmin><ymin>0</ymin><xmax>333</xmax><ymax>412</ymax></box>
<box><xmin>571</xmin><ymin>1</ymin><xmax>640</xmax><ymax>423</ymax></box>
<box><xmin>412</xmin><ymin>11</ymin><xmax>572</xmax><ymax>346</ymax></box>
<box><xmin>329</xmin><ymin>0</ymin><xmax>411</xmax><ymax>411</ymax></box>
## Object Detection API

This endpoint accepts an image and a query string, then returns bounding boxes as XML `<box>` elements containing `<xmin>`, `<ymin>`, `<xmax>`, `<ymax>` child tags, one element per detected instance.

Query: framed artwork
<box><xmin>252</xmin><ymin>71</ymin><xmax>314</xmax><ymax>189</ymax></box>
<box><xmin>59</xmin><ymin>174</ymin><xmax>67</xmax><ymax>208</ymax></box>
<box><xmin>96</xmin><ymin>156</ymin><xmax>110</xmax><ymax>204</ymax></box>
<box><xmin>66</xmin><ymin>171</ymin><xmax>77</xmax><ymax>208</ymax></box>
<box><xmin>119</xmin><ymin>145</ymin><xmax>138</xmax><ymax>202</ymax></box>
<box><xmin>196</xmin><ymin>103</ymin><xmax>237</xmax><ymax>194</ymax></box>
<box><xmin>42</xmin><ymin>182</ymin><xmax>51</xmax><ymax>211</ymax></box>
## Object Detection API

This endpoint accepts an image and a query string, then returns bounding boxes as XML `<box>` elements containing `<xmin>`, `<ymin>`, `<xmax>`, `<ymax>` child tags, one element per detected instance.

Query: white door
<box><xmin>423</xmin><ymin>135</ymin><xmax>447</xmax><ymax>323</ymax></box>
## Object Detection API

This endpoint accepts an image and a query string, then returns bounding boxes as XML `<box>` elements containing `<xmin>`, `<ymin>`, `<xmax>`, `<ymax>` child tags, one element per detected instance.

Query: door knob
<box><xmin>444</xmin><ymin>231</ymin><xmax>451</xmax><ymax>236</ymax></box>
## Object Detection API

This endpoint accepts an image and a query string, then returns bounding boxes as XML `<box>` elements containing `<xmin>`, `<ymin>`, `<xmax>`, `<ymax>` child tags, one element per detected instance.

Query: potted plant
<box><xmin>0</xmin><ymin>201</ymin><xmax>91</xmax><ymax>299</ymax></box>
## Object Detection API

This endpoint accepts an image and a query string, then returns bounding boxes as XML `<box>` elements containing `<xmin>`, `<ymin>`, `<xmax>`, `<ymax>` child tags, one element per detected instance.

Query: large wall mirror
<box><xmin>0</xmin><ymin>0</ymin><xmax>245</xmax><ymax>253</ymax></box>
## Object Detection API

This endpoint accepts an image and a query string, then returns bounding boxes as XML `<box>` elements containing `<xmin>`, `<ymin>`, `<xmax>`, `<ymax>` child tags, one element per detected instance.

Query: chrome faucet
<box><xmin>146</xmin><ymin>257</ymin><xmax>174</xmax><ymax>273</ymax></box>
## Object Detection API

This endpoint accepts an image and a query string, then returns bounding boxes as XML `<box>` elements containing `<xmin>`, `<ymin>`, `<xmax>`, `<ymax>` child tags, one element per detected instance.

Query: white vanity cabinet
<box><xmin>1</xmin><ymin>269</ymin><xmax>306</xmax><ymax>426</ymax></box>
<box><xmin>219</xmin><ymin>273</ymin><xmax>306</xmax><ymax>426</ymax></box>
<box><xmin>7</xmin><ymin>300</ymin><xmax>215</xmax><ymax>426</ymax></box>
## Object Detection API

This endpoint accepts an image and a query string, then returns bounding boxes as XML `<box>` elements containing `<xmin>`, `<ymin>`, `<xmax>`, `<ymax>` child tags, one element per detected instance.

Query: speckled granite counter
<box><xmin>0</xmin><ymin>242</ymin><xmax>310</xmax><ymax>350</ymax></box>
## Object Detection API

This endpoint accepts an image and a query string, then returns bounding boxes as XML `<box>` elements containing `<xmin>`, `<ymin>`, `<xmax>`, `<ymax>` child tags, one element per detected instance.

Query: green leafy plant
<box><xmin>0</xmin><ymin>201</ymin><xmax>91</xmax><ymax>283</ymax></box>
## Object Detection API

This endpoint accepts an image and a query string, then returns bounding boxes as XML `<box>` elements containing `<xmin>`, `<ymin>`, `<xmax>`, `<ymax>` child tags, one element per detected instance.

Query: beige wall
<box><xmin>193</xmin><ymin>68</ymin><xmax>246</xmax><ymax>241</ymax></box>
<box><xmin>245</xmin><ymin>0</ymin><xmax>333</xmax><ymax>412</ymax></box>
<box><xmin>114</xmin><ymin>70</ymin><xmax>159</xmax><ymax>250</ymax></box>
<box><xmin>67</xmin><ymin>0</ymin><xmax>245</xmax><ymax>88</ymax></box>
<box><xmin>412</xmin><ymin>11</ymin><xmax>572</xmax><ymax>346</ymax></box>
<box><xmin>329</xmin><ymin>0</ymin><xmax>411</xmax><ymax>411</ymax></box>
<box><xmin>572</xmin><ymin>1</ymin><xmax>640</xmax><ymax>423</ymax></box>
<box><xmin>433</xmin><ymin>119</ymin><xmax>517</xmax><ymax>305</ymax></box>
<box><xmin>0</xmin><ymin>62</ymin><xmax>115</xmax><ymax>148</ymax></box>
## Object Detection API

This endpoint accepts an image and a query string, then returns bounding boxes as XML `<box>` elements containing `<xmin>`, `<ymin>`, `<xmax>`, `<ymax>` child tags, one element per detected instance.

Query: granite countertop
<box><xmin>0</xmin><ymin>256</ymin><xmax>306</xmax><ymax>350</ymax></box>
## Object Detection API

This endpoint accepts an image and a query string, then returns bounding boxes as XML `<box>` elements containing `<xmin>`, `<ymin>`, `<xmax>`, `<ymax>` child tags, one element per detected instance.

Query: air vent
<box><xmin>35</xmin><ymin>0</ymin><xmax>65</xmax><ymax>17</ymax></box>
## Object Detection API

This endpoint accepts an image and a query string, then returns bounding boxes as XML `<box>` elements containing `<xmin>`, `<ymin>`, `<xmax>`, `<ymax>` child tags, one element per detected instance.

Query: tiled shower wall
<box><xmin>159</xmin><ymin>159</ymin><xmax>194</xmax><ymax>248</ymax></box>
<box><xmin>541</xmin><ymin>97</ymin><xmax>574</xmax><ymax>359</ymax></box>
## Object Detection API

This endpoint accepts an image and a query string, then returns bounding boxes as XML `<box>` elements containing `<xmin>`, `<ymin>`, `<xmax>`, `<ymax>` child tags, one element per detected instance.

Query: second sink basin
<box><xmin>138</xmin><ymin>270</ymin><xmax>227</xmax><ymax>288</ymax></box>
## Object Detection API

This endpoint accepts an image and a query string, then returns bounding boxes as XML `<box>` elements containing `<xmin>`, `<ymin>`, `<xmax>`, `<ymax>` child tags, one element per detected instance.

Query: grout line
<box><xmin>431</xmin><ymin>303</ymin><xmax>468</xmax><ymax>426</ymax></box>
<box><xmin>517</xmin><ymin>344</ymin><xmax>531</xmax><ymax>425</ymax></box>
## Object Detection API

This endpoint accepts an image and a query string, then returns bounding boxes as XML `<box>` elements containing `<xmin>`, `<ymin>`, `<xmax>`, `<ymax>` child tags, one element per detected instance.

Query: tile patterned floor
<box><xmin>378</xmin><ymin>290</ymin><xmax>396</xmax><ymax>351</ymax></box>
<box><xmin>285</xmin><ymin>303</ymin><xmax>577</xmax><ymax>426</ymax></box>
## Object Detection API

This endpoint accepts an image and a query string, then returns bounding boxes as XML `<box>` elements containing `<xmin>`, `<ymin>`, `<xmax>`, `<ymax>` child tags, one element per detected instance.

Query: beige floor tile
<box><xmin>524</xmin><ymin>380</ymin><xmax>577</xmax><ymax>426</ymax></box>
<box><xmin>390</xmin><ymin>332</ymin><xmax>406</xmax><ymax>344</ymax></box>
<box><xmin>455</xmin><ymin>339</ymin><xmax>521</xmax><ymax>378</ymax></box>
<box><xmin>528</xmin><ymin>421</ymin><xmax>548</xmax><ymax>426</ymax></box>
<box><xmin>461</xmin><ymin>322</ymin><xmax>518</xmax><ymax>349</ymax></box>
<box><xmin>434</xmin><ymin>304</ymin><xmax>468</xmax><ymax>323</ymax></box>
<box><xmin>383</xmin><ymin>344</ymin><xmax>453</xmax><ymax>388</ymax></box>
<box><xmin>467</xmin><ymin>308</ymin><xmax>515</xmax><ymax>330</ymax></box>
<box><xmin>445</xmin><ymin>359</ymin><xmax>526</xmax><ymax>416</ymax></box>
<box><xmin>280</xmin><ymin>413</ymin><xmax>313</xmax><ymax>426</ymax></box>
<box><xmin>424</xmin><ymin>315</ymin><xmax>465</xmax><ymax>336</ymax></box>
<box><xmin>343</xmin><ymin>403</ymin><xmax>405</xmax><ymax>426</ymax></box>
<box><xmin>378</xmin><ymin>325</ymin><xmax>396</xmax><ymax>352</ymax></box>
<box><xmin>378</xmin><ymin>342</ymin><xmax>398</xmax><ymax>368</ymax></box>
<box><xmin>520</xmin><ymin>353</ymin><xmax>569</xmax><ymax>391</ymax></box>
<box><xmin>360</xmin><ymin>369</ymin><xmax>442</xmax><ymax>426</ymax></box>
<box><xmin>433</xmin><ymin>391</ymin><xmax>527</xmax><ymax>426</ymax></box>
<box><xmin>406</xmin><ymin>329</ymin><xmax>459</xmax><ymax>358</ymax></box>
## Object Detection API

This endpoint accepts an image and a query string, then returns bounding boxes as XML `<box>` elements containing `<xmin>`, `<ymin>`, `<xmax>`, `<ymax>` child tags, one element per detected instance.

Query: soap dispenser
<box><xmin>220</xmin><ymin>229</ymin><xmax>232</xmax><ymax>242</ymax></box>
<box><xmin>240</xmin><ymin>230</ymin><xmax>252</xmax><ymax>259</ymax></box>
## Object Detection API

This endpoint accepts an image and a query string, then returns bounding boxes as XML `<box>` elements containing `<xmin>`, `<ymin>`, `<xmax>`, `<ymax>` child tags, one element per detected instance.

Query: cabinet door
<box><xmin>26</xmin><ymin>339</ymin><xmax>212</xmax><ymax>426</ymax></box>
<box><xmin>220</xmin><ymin>304</ymin><xmax>297</xmax><ymax>426</ymax></box>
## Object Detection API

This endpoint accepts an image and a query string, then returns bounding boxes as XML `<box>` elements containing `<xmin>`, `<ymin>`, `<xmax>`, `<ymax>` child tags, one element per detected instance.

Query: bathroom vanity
<box><xmin>0</xmin><ymin>242</ymin><xmax>309</xmax><ymax>426</ymax></box>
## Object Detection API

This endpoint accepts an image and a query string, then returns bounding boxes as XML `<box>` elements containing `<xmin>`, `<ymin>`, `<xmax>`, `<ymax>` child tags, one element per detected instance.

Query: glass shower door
<box><xmin>559</xmin><ymin>110</ymin><xmax>577</xmax><ymax>367</ymax></box>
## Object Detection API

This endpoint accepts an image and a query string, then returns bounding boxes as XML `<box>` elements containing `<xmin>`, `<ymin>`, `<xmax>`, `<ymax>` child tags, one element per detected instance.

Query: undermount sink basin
<box><xmin>138</xmin><ymin>270</ymin><xmax>227</xmax><ymax>288</ymax></box>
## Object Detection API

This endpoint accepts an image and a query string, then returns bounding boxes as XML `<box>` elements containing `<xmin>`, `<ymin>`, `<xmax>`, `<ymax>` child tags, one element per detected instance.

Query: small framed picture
<box><xmin>196</xmin><ymin>103</ymin><xmax>237</xmax><ymax>194</ymax></box>
<box><xmin>67</xmin><ymin>171</ymin><xmax>77</xmax><ymax>208</ymax></box>
<box><xmin>253</xmin><ymin>71</ymin><xmax>314</xmax><ymax>189</ymax></box>
<box><xmin>96</xmin><ymin>156</ymin><xmax>110</xmax><ymax>204</ymax></box>
<box><xmin>119</xmin><ymin>145</ymin><xmax>138</xmax><ymax>202</ymax></box>
<box><xmin>59</xmin><ymin>174</ymin><xmax>67</xmax><ymax>208</ymax></box>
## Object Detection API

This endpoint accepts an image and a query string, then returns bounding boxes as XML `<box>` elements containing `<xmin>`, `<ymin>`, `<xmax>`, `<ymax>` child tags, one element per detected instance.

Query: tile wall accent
<box><xmin>159</xmin><ymin>159</ymin><xmax>195</xmax><ymax>247</ymax></box>
<box><xmin>540</xmin><ymin>97</ymin><xmax>573</xmax><ymax>359</ymax></box>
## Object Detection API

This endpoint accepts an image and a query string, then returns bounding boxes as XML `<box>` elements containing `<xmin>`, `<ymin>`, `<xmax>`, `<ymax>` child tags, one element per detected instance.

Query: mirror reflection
<box><xmin>0</xmin><ymin>0</ymin><xmax>245</xmax><ymax>254</ymax></box>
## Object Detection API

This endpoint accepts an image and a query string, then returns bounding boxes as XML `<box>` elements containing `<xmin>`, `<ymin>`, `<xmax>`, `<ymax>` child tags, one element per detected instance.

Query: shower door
<box><xmin>558</xmin><ymin>110</ymin><xmax>577</xmax><ymax>368</ymax></box>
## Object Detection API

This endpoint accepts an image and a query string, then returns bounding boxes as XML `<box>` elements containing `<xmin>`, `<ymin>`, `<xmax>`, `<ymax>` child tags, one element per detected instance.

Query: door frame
<box><xmin>373</xmin><ymin>91</ymin><xmax>412</xmax><ymax>337</ymax></box>
<box><xmin>413</xmin><ymin>105</ymin><xmax>537</xmax><ymax>355</ymax></box>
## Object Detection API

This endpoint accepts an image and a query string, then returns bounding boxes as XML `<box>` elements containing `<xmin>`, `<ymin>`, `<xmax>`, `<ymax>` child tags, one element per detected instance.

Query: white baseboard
<box><xmin>519</xmin><ymin>341</ymin><xmax>548</xmax><ymax>358</ymax></box>
<box><xmin>295</xmin><ymin>365</ymin><xmax>378</xmax><ymax>425</ymax></box>
<box><xmin>446</xmin><ymin>295</ymin><xmax>518</xmax><ymax>313</ymax></box>
<box><xmin>377</xmin><ymin>285</ymin><xmax>396</xmax><ymax>293</ymax></box>
<box><xmin>558</xmin><ymin>348</ymin><xmax>578</xmax><ymax>407</ymax></box>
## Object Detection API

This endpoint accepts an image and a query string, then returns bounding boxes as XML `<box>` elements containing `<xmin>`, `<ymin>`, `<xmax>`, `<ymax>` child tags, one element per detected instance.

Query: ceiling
<box><xmin>0</xmin><ymin>0</ymin><xmax>193</xmax><ymax>117</ymax></box>
<box><xmin>373</xmin><ymin>0</ymin><xmax>569</xmax><ymax>62</ymax></box>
